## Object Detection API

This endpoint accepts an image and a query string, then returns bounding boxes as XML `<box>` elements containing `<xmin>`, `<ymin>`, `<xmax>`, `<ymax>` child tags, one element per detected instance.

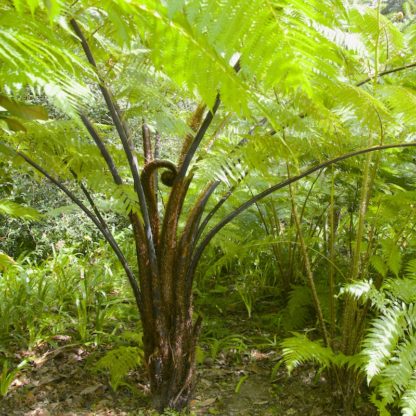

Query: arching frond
<box><xmin>0</xmin><ymin>3</ymin><xmax>94</xmax><ymax>114</ymax></box>
<box><xmin>281</xmin><ymin>332</ymin><xmax>360</xmax><ymax>374</ymax></box>
<box><xmin>362</xmin><ymin>304</ymin><xmax>405</xmax><ymax>381</ymax></box>
<box><xmin>400</xmin><ymin>377</ymin><xmax>416</xmax><ymax>416</ymax></box>
<box><xmin>0</xmin><ymin>199</ymin><xmax>42</xmax><ymax>221</ymax></box>
<box><xmin>377</xmin><ymin>336</ymin><xmax>416</xmax><ymax>403</ymax></box>
<box><xmin>106</xmin><ymin>0</ymin><xmax>353</xmax><ymax>126</ymax></box>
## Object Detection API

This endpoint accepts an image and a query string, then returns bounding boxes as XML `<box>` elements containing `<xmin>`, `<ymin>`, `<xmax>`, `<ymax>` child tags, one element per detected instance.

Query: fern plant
<box><xmin>281</xmin><ymin>260</ymin><xmax>416</xmax><ymax>416</ymax></box>
<box><xmin>360</xmin><ymin>261</ymin><xmax>416</xmax><ymax>416</ymax></box>
<box><xmin>95</xmin><ymin>346</ymin><xmax>143</xmax><ymax>392</ymax></box>
<box><xmin>1</xmin><ymin>0</ymin><xmax>416</xmax><ymax>412</ymax></box>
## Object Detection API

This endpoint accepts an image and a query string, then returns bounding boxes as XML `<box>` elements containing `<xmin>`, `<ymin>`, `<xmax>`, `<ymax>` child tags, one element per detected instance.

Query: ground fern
<box><xmin>95</xmin><ymin>345</ymin><xmax>143</xmax><ymax>391</ymax></box>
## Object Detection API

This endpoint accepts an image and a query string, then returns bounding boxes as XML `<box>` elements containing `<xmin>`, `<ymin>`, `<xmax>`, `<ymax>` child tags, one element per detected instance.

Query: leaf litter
<box><xmin>0</xmin><ymin>341</ymin><xmax>376</xmax><ymax>415</ymax></box>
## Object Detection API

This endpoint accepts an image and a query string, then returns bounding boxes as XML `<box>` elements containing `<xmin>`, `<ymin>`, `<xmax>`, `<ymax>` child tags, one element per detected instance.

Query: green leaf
<box><xmin>0</xmin><ymin>252</ymin><xmax>16</xmax><ymax>271</ymax></box>
<box><xmin>0</xmin><ymin>199</ymin><xmax>42</xmax><ymax>221</ymax></box>
<box><xmin>43</xmin><ymin>0</ymin><xmax>61</xmax><ymax>22</ymax></box>
<box><xmin>26</xmin><ymin>0</ymin><xmax>41</xmax><ymax>15</ymax></box>
<box><xmin>0</xmin><ymin>94</ymin><xmax>48</xmax><ymax>121</ymax></box>
<box><xmin>388</xmin><ymin>247</ymin><xmax>402</xmax><ymax>277</ymax></box>
<box><xmin>12</xmin><ymin>0</ymin><xmax>24</xmax><ymax>13</ymax></box>
<box><xmin>371</xmin><ymin>255</ymin><xmax>388</xmax><ymax>278</ymax></box>
<box><xmin>0</xmin><ymin>116</ymin><xmax>27</xmax><ymax>132</ymax></box>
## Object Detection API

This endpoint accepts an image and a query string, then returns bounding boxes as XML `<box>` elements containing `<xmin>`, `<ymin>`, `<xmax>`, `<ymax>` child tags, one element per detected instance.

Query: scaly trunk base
<box><xmin>144</xmin><ymin>315</ymin><xmax>201</xmax><ymax>414</ymax></box>
<box><xmin>151</xmin><ymin>381</ymin><xmax>194</xmax><ymax>413</ymax></box>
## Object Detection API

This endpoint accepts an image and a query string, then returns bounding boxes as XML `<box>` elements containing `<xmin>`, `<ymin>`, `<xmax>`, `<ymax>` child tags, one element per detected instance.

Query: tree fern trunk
<box><xmin>143</xmin><ymin>294</ymin><xmax>201</xmax><ymax>412</ymax></box>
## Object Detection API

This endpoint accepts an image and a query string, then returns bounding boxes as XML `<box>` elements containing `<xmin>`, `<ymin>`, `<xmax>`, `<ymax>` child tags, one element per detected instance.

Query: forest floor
<box><xmin>1</xmin><ymin>340</ymin><xmax>376</xmax><ymax>416</ymax></box>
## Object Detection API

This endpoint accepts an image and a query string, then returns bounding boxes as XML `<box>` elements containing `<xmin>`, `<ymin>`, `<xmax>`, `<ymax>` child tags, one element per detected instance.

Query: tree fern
<box><xmin>1</xmin><ymin>0</ymin><xmax>416</xmax><ymax>411</ymax></box>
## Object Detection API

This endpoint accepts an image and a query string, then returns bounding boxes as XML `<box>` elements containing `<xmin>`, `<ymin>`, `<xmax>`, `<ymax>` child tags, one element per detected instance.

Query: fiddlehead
<box><xmin>140</xmin><ymin>159</ymin><xmax>178</xmax><ymax>247</ymax></box>
<box><xmin>141</xmin><ymin>159</ymin><xmax>178</xmax><ymax>191</ymax></box>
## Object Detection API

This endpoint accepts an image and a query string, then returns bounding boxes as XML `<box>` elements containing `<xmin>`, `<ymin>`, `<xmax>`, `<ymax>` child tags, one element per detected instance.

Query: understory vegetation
<box><xmin>1</xmin><ymin>0</ymin><xmax>416</xmax><ymax>414</ymax></box>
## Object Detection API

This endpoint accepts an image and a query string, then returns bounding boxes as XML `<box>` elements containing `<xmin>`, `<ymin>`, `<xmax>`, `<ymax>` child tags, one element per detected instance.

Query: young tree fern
<box><xmin>1</xmin><ymin>0</ymin><xmax>416</xmax><ymax>412</ymax></box>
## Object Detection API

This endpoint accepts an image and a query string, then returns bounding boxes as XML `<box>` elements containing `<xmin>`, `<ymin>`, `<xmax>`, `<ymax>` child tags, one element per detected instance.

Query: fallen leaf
<box><xmin>197</xmin><ymin>397</ymin><xmax>217</xmax><ymax>407</ymax></box>
<box><xmin>51</xmin><ymin>335</ymin><xmax>71</xmax><ymax>342</ymax></box>
<box><xmin>27</xmin><ymin>408</ymin><xmax>50</xmax><ymax>416</ymax></box>
<box><xmin>80</xmin><ymin>384</ymin><xmax>102</xmax><ymax>395</ymax></box>
<box><xmin>254</xmin><ymin>400</ymin><xmax>269</xmax><ymax>405</ymax></box>
<box><xmin>25</xmin><ymin>391</ymin><xmax>36</xmax><ymax>405</ymax></box>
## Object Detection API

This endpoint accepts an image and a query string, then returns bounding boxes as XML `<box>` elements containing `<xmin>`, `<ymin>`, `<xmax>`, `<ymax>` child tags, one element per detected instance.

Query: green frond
<box><xmin>282</xmin><ymin>285</ymin><xmax>313</xmax><ymax>331</ymax></box>
<box><xmin>341</xmin><ymin>279</ymin><xmax>388</xmax><ymax>311</ymax></box>
<box><xmin>348</xmin><ymin>6</ymin><xmax>404</xmax><ymax>65</ymax></box>
<box><xmin>377</xmin><ymin>336</ymin><xmax>416</xmax><ymax>403</ymax></box>
<box><xmin>406</xmin><ymin>260</ymin><xmax>416</xmax><ymax>278</ymax></box>
<box><xmin>362</xmin><ymin>305</ymin><xmax>405</xmax><ymax>381</ymax></box>
<box><xmin>386</xmin><ymin>278</ymin><xmax>416</xmax><ymax>303</ymax></box>
<box><xmin>371</xmin><ymin>255</ymin><xmax>389</xmax><ymax>278</ymax></box>
<box><xmin>370</xmin><ymin>239</ymin><xmax>403</xmax><ymax>281</ymax></box>
<box><xmin>112</xmin><ymin>184</ymin><xmax>142</xmax><ymax>219</ymax></box>
<box><xmin>0</xmin><ymin>3</ymin><xmax>94</xmax><ymax>114</ymax></box>
<box><xmin>359</xmin><ymin>258</ymin><xmax>416</xmax><ymax>414</ymax></box>
<box><xmin>341</xmin><ymin>279</ymin><xmax>373</xmax><ymax>300</ymax></box>
<box><xmin>281</xmin><ymin>333</ymin><xmax>353</xmax><ymax>374</ymax></box>
<box><xmin>110</xmin><ymin>0</ymin><xmax>352</xmax><ymax>131</ymax></box>
<box><xmin>400</xmin><ymin>377</ymin><xmax>416</xmax><ymax>416</ymax></box>
<box><xmin>380</xmin><ymin>86</ymin><xmax>416</xmax><ymax>127</ymax></box>
<box><xmin>369</xmin><ymin>393</ymin><xmax>392</xmax><ymax>416</ymax></box>
<box><xmin>0</xmin><ymin>199</ymin><xmax>42</xmax><ymax>221</ymax></box>
<box><xmin>11</xmin><ymin>0</ymin><xmax>63</xmax><ymax>20</ymax></box>
<box><xmin>95</xmin><ymin>346</ymin><xmax>143</xmax><ymax>391</ymax></box>
<box><xmin>282</xmin><ymin>333</ymin><xmax>331</xmax><ymax>374</ymax></box>
<box><xmin>331</xmin><ymin>82</ymin><xmax>391</xmax><ymax>129</ymax></box>
<box><xmin>383</xmin><ymin>240</ymin><xmax>402</xmax><ymax>278</ymax></box>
